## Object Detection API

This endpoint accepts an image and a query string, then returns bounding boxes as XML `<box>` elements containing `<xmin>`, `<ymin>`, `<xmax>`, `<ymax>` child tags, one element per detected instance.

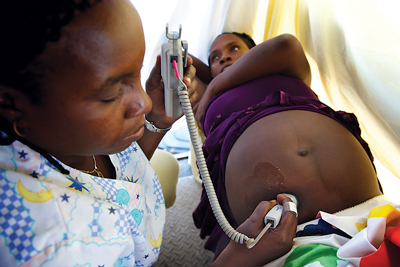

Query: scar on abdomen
<box><xmin>245</xmin><ymin>162</ymin><xmax>284</xmax><ymax>210</ymax></box>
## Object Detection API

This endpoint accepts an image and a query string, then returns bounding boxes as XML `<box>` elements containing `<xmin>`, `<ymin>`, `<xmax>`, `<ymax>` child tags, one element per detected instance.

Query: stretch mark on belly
<box><xmin>245</xmin><ymin>162</ymin><xmax>284</xmax><ymax>210</ymax></box>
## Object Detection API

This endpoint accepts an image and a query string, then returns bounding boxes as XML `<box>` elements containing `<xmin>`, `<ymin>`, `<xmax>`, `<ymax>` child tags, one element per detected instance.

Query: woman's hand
<box><xmin>194</xmin><ymin>76</ymin><xmax>219</xmax><ymax>131</ymax></box>
<box><xmin>145</xmin><ymin>55</ymin><xmax>198</xmax><ymax>128</ymax></box>
<box><xmin>193</xmin><ymin>89</ymin><xmax>211</xmax><ymax>131</ymax></box>
<box><xmin>211</xmin><ymin>194</ymin><xmax>298</xmax><ymax>267</ymax></box>
<box><xmin>139</xmin><ymin>56</ymin><xmax>198</xmax><ymax>160</ymax></box>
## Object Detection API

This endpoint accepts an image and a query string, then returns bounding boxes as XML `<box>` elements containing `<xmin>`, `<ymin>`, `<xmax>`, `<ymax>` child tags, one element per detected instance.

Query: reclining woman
<box><xmin>192</xmin><ymin>32</ymin><xmax>399</xmax><ymax>266</ymax></box>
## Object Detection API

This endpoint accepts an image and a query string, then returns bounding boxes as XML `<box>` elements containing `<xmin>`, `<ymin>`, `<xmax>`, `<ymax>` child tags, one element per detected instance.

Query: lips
<box><xmin>123</xmin><ymin>123</ymin><xmax>145</xmax><ymax>144</ymax></box>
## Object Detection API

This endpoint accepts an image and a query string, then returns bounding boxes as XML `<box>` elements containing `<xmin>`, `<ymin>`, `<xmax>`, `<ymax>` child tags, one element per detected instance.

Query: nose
<box><xmin>124</xmin><ymin>82</ymin><xmax>152</xmax><ymax>118</ymax></box>
<box><xmin>219</xmin><ymin>51</ymin><xmax>232</xmax><ymax>64</ymax></box>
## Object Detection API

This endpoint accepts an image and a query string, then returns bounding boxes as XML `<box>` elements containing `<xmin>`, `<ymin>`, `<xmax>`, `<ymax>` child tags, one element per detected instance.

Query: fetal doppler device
<box><xmin>160</xmin><ymin>24</ymin><xmax>298</xmax><ymax>248</ymax></box>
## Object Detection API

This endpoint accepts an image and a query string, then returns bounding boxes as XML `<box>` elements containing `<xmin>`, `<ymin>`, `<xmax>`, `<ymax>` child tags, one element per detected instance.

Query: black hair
<box><xmin>0</xmin><ymin>0</ymin><xmax>98</xmax><ymax>103</ymax></box>
<box><xmin>208</xmin><ymin>32</ymin><xmax>256</xmax><ymax>66</ymax></box>
<box><xmin>222</xmin><ymin>32</ymin><xmax>257</xmax><ymax>49</ymax></box>
<box><xmin>0</xmin><ymin>0</ymin><xmax>100</xmax><ymax>174</ymax></box>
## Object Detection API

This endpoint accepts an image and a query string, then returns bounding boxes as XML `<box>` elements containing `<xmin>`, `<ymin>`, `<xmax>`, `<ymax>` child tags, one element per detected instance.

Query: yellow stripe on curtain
<box><xmin>263</xmin><ymin>0</ymin><xmax>300</xmax><ymax>40</ymax></box>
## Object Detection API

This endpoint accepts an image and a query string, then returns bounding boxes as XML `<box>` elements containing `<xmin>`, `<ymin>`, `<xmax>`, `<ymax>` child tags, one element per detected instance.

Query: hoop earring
<box><xmin>13</xmin><ymin>120</ymin><xmax>27</xmax><ymax>137</ymax></box>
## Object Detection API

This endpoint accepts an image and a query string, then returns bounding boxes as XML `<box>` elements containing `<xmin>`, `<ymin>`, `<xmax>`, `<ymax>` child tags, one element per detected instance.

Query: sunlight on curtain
<box><xmin>131</xmin><ymin>0</ymin><xmax>400</xmax><ymax>202</ymax></box>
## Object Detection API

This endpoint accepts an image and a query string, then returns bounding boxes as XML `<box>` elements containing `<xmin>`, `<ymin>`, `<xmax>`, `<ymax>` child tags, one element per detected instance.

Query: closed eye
<box><xmin>102</xmin><ymin>87</ymin><xmax>122</xmax><ymax>103</ymax></box>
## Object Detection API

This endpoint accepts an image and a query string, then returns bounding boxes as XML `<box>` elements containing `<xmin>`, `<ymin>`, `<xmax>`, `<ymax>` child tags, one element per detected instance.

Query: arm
<box><xmin>209</xmin><ymin>33</ymin><xmax>311</xmax><ymax>96</ymax></box>
<box><xmin>189</xmin><ymin>54</ymin><xmax>210</xmax><ymax>116</ymax></box>
<box><xmin>138</xmin><ymin>56</ymin><xmax>198</xmax><ymax>159</ymax></box>
<box><xmin>189</xmin><ymin>53</ymin><xmax>213</xmax><ymax>85</ymax></box>
<box><xmin>189</xmin><ymin>53</ymin><xmax>210</xmax><ymax>105</ymax></box>
<box><xmin>195</xmin><ymin>34</ymin><xmax>311</xmax><ymax>130</ymax></box>
<box><xmin>210</xmin><ymin>195</ymin><xmax>298</xmax><ymax>267</ymax></box>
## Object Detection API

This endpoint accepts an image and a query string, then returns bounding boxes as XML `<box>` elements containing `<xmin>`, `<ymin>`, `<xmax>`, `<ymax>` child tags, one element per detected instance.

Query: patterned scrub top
<box><xmin>0</xmin><ymin>141</ymin><xmax>165</xmax><ymax>266</ymax></box>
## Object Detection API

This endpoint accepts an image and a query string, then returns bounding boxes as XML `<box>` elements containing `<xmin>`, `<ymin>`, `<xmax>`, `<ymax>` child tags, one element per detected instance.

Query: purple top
<box><xmin>193</xmin><ymin>74</ymin><xmax>375</xmax><ymax>253</ymax></box>
<box><xmin>203</xmin><ymin>74</ymin><xmax>319</xmax><ymax>134</ymax></box>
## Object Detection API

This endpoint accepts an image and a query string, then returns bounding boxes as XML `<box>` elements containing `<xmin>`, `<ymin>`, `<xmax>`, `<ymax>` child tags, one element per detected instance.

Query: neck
<box><xmin>56</xmin><ymin>154</ymin><xmax>116</xmax><ymax>179</ymax></box>
<box><xmin>58</xmin><ymin>154</ymin><xmax>95</xmax><ymax>171</ymax></box>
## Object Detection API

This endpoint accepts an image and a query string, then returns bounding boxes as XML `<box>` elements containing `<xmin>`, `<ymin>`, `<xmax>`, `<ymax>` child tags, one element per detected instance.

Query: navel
<box><xmin>296</xmin><ymin>148</ymin><xmax>309</xmax><ymax>157</ymax></box>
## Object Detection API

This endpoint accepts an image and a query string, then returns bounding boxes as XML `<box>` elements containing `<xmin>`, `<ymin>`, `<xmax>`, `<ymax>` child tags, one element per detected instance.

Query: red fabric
<box><xmin>360</xmin><ymin>226</ymin><xmax>400</xmax><ymax>267</ymax></box>
<box><xmin>386</xmin><ymin>225</ymin><xmax>400</xmax><ymax>246</ymax></box>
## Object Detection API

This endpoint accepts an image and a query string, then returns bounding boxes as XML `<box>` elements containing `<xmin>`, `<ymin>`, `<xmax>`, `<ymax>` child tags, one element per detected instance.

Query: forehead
<box><xmin>210</xmin><ymin>34</ymin><xmax>248</xmax><ymax>52</ymax></box>
<box><xmin>64</xmin><ymin>0</ymin><xmax>144</xmax><ymax>60</ymax></box>
<box><xmin>40</xmin><ymin>0</ymin><xmax>145</xmax><ymax>90</ymax></box>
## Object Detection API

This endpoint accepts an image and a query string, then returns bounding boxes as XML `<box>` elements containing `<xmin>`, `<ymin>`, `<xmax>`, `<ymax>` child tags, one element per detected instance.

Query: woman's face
<box><xmin>21</xmin><ymin>0</ymin><xmax>151</xmax><ymax>161</ymax></box>
<box><xmin>209</xmin><ymin>34</ymin><xmax>250</xmax><ymax>78</ymax></box>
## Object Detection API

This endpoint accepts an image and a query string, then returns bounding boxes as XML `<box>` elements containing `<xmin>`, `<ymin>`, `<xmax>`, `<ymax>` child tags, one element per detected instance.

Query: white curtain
<box><xmin>131</xmin><ymin>0</ymin><xmax>400</xmax><ymax>202</ymax></box>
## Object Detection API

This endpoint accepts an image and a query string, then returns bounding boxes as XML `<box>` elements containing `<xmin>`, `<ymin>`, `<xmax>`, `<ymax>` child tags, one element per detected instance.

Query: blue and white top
<box><xmin>0</xmin><ymin>141</ymin><xmax>165</xmax><ymax>266</ymax></box>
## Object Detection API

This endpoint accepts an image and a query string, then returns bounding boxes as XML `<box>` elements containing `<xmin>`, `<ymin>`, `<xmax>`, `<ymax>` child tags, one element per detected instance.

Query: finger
<box><xmin>273</xmin><ymin>195</ymin><xmax>298</xmax><ymax>236</ymax></box>
<box><xmin>277</xmin><ymin>194</ymin><xmax>298</xmax><ymax>218</ymax></box>
<box><xmin>236</xmin><ymin>200</ymin><xmax>278</xmax><ymax>236</ymax></box>
<box><xmin>274</xmin><ymin>209</ymin><xmax>297</xmax><ymax>241</ymax></box>
<box><xmin>183</xmin><ymin>65</ymin><xmax>196</xmax><ymax>87</ymax></box>
<box><xmin>193</xmin><ymin>103</ymin><xmax>198</xmax><ymax>115</ymax></box>
<box><xmin>248</xmin><ymin>200</ymin><xmax>278</xmax><ymax>223</ymax></box>
<box><xmin>189</xmin><ymin>91</ymin><xmax>199</xmax><ymax>107</ymax></box>
<box><xmin>155</xmin><ymin>55</ymin><xmax>162</xmax><ymax>74</ymax></box>
<box><xmin>187</xmin><ymin>78</ymin><xmax>198</xmax><ymax>96</ymax></box>
<box><xmin>186</xmin><ymin>55</ymin><xmax>193</xmax><ymax>67</ymax></box>
<box><xmin>146</xmin><ymin>55</ymin><xmax>162</xmax><ymax>89</ymax></box>
<box><xmin>195</xmin><ymin>113</ymin><xmax>203</xmax><ymax>131</ymax></box>
<box><xmin>149</xmin><ymin>55</ymin><xmax>162</xmax><ymax>77</ymax></box>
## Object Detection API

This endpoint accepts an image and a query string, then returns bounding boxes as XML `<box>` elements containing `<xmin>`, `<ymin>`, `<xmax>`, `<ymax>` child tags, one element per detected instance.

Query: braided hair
<box><xmin>0</xmin><ymin>0</ymin><xmax>99</xmax><ymax>174</ymax></box>
<box><xmin>223</xmin><ymin>32</ymin><xmax>257</xmax><ymax>49</ymax></box>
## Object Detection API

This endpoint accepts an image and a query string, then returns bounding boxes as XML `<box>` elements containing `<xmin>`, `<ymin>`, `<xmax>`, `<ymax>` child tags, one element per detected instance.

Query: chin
<box><xmin>102</xmin><ymin>143</ymin><xmax>132</xmax><ymax>156</ymax></box>
<box><xmin>121</xmin><ymin>130</ymin><xmax>145</xmax><ymax>150</ymax></box>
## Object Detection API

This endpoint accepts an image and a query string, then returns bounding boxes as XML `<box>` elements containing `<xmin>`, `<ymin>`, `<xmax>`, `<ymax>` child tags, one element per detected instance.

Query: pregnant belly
<box><xmin>225</xmin><ymin>110</ymin><xmax>379</xmax><ymax>225</ymax></box>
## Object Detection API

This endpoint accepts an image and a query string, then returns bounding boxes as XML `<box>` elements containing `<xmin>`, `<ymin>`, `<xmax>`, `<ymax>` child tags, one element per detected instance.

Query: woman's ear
<box><xmin>0</xmin><ymin>85</ymin><xmax>26</xmax><ymax>124</ymax></box>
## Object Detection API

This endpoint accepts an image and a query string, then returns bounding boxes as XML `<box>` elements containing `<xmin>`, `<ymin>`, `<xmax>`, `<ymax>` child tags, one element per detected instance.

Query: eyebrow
<box><xmin>209</xmin><ymin>41</ymin><xmax>239</xmax><ymax>56</ymax></box>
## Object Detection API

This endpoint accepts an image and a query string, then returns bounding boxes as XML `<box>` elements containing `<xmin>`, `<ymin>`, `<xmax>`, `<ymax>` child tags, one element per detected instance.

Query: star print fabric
<box><xmin>0</xmin><ymin>141</ymin><xmax>165</xmax><ymax>266</ymax></box>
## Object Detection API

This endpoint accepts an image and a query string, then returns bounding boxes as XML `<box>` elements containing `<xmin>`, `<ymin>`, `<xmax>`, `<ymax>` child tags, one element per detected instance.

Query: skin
<box><xmin>0</xmin><ymin>0</ymin><xmax>198</xmax><ymax>178</ymax></box>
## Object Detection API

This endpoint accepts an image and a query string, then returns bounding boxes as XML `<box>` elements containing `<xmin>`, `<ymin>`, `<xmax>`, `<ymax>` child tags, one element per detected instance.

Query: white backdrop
<box><xmin>131</xmin><ymin>0</ymin><xmax>400</xmax><ymax>202</ymax></box>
